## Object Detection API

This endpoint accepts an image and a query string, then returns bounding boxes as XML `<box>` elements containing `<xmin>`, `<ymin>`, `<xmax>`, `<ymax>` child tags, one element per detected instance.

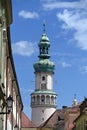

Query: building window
<box><xmin>41</xmin><ymin>83</ymin><xmax>46</xmax><ymax>90</ymax></box>
<box><xmin>42</xmin><ymin>76</ymin><xmax>45</xmax><ymax>81</ymax></box>
<box><xmin>42</xmin><ymin>110</ymin><xmax>44</xmax><ymax>113</ymax></box>
<box><xmin>32</xmin><ymin>96</ymin><xmax>35</xmax><ymax>103</ymax></box>
<box><xmin>41</xmin><ymin>98</ymin><xmax>44</xmax><ymax>102</ymax></box>
<box><xmin>41</xmin><ymin>95</ymin><xmax>45</xmax><ymax>103</ymax></box>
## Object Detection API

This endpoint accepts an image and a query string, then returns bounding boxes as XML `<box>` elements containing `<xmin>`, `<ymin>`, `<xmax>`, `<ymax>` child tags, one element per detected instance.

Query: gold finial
<box><xmin>43</xmin><ymin>20</ymin><xmax>46</xmax><ymax>33</ymax></box>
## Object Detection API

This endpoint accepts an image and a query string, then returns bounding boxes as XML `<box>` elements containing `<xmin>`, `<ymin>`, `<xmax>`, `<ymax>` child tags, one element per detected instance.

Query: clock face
<box><xmin>41</xmin><ymin>83</ymin><xmax>46</xmax><ymax>90</ymax></box>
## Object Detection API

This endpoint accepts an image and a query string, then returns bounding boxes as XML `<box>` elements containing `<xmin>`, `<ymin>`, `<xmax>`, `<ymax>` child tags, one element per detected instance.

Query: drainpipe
<box><xmin>12</xmin><ymin>79</ymin><xmax>16</xmax><ymax>130</ymax></box>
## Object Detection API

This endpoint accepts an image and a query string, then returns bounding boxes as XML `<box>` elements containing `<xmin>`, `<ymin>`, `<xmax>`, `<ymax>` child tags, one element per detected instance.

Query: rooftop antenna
<box><xmin>43</xmin><ymin>20</ymin><xmax>46</xmax><ymax>33</ymax></box>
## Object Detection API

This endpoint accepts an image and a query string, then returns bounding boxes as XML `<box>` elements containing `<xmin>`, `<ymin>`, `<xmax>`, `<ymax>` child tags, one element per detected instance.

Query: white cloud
<box><xmin>41</xmin><ymin>0</ymin><xmax>87</xmax><ymax>51</ymax></box>
<box><xmin>57</xmin><ymin>9</ymin><xmax>87</xmax><ymax>50</ymax></box>
<box><xmin>60</xmin><ymin>61</ymin><xmax>71</xmax><ymax>68</ymax></box>
<box><xmin>18</xmin><ymin>10</ymin><xmax>39</xmax><ymax>19</ymax></box>
<box><xmin>42</xmin><ymin>0</ymin><xmax>87</xmax><ymax>10</ymax></box>
<box><xmin>12</xmin><ymin>41</ymin><xmax>35</xmax><ymax>56</ymax></box>
<box><xmin>80</xmin><ymin>66</ymin><xmax>87</xmax><ymax>73</ymax></box>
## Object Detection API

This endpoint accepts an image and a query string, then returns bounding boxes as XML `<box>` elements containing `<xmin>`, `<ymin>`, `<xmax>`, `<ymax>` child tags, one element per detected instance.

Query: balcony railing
<box><xmin>31</xmin><ymin>101</ymin><xmax>57</xmax><ymax>108</ymax></box>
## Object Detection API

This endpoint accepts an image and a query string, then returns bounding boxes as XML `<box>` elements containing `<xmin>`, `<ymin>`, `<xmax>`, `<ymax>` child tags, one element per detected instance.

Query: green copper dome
<box><xmin>39</xmin><ymin>20</ymin><xmax>50</xmax><ymax>46</ymax></box>
<box><xmin>38</xmin><ymin>33</ymin><xmax>50</xmax><ymax>46</ymax></box>
<box><xmin>34</xmin><ymin>22</ymin><xmax>55</xmax><ymax>74</ymax></box>
<box><xmin>34</xmin><ymin>59</ymin><xmax>55</xmax><ymax>73</ymax></box>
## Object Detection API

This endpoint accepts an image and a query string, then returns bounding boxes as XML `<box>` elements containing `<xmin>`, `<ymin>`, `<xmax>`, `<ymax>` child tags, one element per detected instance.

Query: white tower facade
<box><xmin>31</xmin><ymin>23</ymin><xmax>57</xmax><ymax>126</ymax></box>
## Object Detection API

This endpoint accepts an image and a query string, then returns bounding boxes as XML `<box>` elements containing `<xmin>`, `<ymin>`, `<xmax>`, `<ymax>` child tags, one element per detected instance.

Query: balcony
<box><xmin>31</xmin><ymin>94</ymin><xmax>57</xmax><ymax>108</ymax></box>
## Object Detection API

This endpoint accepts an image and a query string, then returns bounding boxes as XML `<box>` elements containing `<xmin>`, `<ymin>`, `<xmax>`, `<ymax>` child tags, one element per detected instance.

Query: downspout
<box><xmin>12</xmin><ymin>79</ymin><xmax>16</xmax><ymax>130</ymax></box>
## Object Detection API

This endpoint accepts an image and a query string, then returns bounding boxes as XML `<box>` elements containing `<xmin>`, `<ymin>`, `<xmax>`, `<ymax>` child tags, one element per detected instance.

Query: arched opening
<box><xmin>41</xmin><ymin>95</ymin><xmax>45</xmax><ymax>104</ymax></box>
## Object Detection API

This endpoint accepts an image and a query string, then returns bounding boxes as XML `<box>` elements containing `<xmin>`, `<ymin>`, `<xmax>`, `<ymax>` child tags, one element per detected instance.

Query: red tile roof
<box><xmin>21</xmin><ymin>112</ymin><xmax>36</xmax><ymax>128</ymax></box>
<box><xmin>39</xmin><ymin>110</ymin><xmax>65</xmax><ymax>129</ymax></box>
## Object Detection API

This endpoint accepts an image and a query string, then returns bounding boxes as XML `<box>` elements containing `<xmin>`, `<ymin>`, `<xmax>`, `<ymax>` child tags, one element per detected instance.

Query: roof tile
<box><xmin>21</xmin><ymin>112</ymin><xmax>36</xmax><ymax>128</ymax></box>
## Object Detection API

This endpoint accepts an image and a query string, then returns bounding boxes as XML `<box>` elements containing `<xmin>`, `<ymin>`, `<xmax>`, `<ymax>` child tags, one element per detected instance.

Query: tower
<box><xmin>31</xmin><ymin>22</ymin><xmax>57</xmax><ymax>126</ymax></box>
<box><xmin>72</xmin><ymin>94</ymin><xmax>78</xmax><ymax>106</ymax></box>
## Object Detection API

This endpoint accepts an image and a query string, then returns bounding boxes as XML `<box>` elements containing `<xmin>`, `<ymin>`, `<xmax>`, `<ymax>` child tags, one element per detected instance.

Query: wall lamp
<box><xmin>0</xmin><ymin>95</ymin><xmax>13</xmax><ymax>114</ymax></box>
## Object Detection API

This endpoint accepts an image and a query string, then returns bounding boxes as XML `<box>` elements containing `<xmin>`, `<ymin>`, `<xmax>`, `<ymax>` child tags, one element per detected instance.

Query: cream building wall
<box><xmin>0</xmin><ymin>0</ymin><xmax>23</xmax><ymax>130</ymax></box>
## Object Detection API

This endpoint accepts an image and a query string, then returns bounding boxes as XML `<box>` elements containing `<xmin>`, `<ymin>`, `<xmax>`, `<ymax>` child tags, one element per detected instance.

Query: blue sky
<box><xmin>10</xmin><ymin>0</ymin><xmax>87</xmax><ymax>119</ymax></box>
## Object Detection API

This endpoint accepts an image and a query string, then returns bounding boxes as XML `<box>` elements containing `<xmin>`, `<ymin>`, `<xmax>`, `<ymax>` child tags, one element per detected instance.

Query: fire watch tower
<box><xmin>31</xmin><ymin>22</ymin><xmax>57</xmax><ymax>126</ymax></box>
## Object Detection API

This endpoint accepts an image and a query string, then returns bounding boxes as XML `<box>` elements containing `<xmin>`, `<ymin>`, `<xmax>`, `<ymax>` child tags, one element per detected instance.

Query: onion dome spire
<box><xmin>34</xmin><ymin>22</ymin><xmax>55</xmax><ymax>74</ymax></box>
<box><xmin>38</xmin><ymin>21</ymin><xmax>50</xmax><ymax>60</ymax></box>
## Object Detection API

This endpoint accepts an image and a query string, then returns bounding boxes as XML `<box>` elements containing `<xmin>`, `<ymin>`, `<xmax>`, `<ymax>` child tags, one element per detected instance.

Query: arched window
<box><xmin>43</xmin><ymin>47</ymin><xmax>45</xmax><ymax>54</ymax></box>
<box><xmin>46</xmin><ymin>95</ymin><xmax>50</xmax><ymax>104</ymax></box>
<box><xmin>42</xmin><ymin>76</ymin><xmax>45</xmax><ymax>81</ymax></box>
<box><xmin>37</xmin><ymin>95</ymin><xmax>40</xmax><ymax>104</ymax></box>
<box><xmin>41</xmin><ymin>83</ymin><xmax>46</xmax><ymax>90</ymax></box>
<box><xmin>41</xmin><ymin>95</ymin><xmax>45</xmax><ymax>103</ymax></box>
<box><xmin>32</xmin><ymin>96</ymin><xmax>35</xmax><ymax>104</ymax></box>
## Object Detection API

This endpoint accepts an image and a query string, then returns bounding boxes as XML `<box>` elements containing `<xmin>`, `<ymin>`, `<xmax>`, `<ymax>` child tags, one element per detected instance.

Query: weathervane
<box><xmin>43</xmin><ymin>20</ymin><xmax>46</xmax><ymax>33</ymax></box>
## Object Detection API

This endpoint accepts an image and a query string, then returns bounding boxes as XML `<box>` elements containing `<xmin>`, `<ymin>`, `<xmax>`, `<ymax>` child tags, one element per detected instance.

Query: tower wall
<box><xmin>47</xmin><ymin>74</ymin><xmax>53</xmax><ymax>90</ymax></box>
<box><xmin>32</xmin><ymin>107</ymin><xmax>56</xmax><ymax>126</ymax></box>
<box><xmin>35</xmin><ymin>72</ymin><xmax>53</xmax><ymax>90</ymax></box>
